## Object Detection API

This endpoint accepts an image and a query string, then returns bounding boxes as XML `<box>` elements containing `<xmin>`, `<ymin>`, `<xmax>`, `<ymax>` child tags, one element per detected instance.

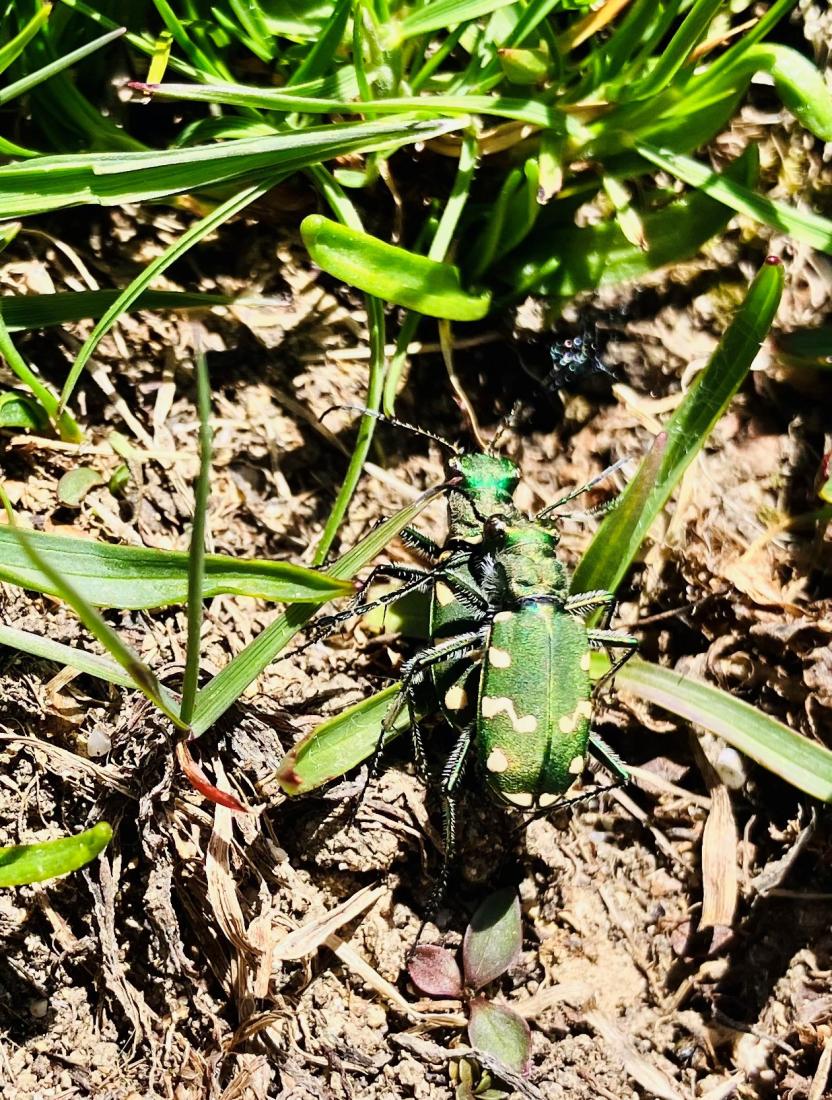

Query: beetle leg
<box><xmin>536</xmin><ymin>456</ymin><xmax>630</xmax><ymax>520</ymax></box>
<box><xmin>406</xmin><ymin>690</ymin><xmax>431</xmax><ymax>787</ymax></box>
<box><xmin>564</xmin><ymin>589</ymin><xmax>613</xmax><ymax>616</ymax></box>
<box><xmin>427</xmin><ymin>724</ymin><xmax>474</xmax><ymax>918</ymax></box>
<box><xmin>587</xmin><ymin>628</ymin><xmax>638</xmax><ymax>689</ymax></box>
<box><xmin>299</xmin><ymin>563</ymin><xmax>435</xmax><ymax>652</ymax></box>
<box><xmin>400</xmin><ymin>526</ymin><xmax>442</xmax><ymax>563</ymax></box>
<box><xmin>589</xmin><ymin>732</ymin><xmax>631</xmax><ymax>783</ymax></box>
<box><xmin>348</xmin><ymin>631</ymin><xmax>486</xmax><ymax>829</ymax></box>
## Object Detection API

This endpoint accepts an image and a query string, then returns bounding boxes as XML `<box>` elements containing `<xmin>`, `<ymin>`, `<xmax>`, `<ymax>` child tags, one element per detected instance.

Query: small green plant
<box><xmin>408</xmin><ymin>888</ymin><xmax>531</xmax><ymax>1095</ymax></box>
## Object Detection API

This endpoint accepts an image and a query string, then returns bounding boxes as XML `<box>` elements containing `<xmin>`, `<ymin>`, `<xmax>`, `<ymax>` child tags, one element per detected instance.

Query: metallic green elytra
<box><xmin>475</xmin><ymin>521</ymin><xmax>593</xmax><ymax>806</ymax></box>
<box><xmin>479</xmin><ymin>602</ymin><xmax>592</xmax><ymax>806</ymax></box>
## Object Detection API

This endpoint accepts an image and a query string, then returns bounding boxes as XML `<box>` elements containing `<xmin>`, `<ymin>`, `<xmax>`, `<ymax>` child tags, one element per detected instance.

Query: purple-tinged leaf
<box><xmin>463</xmin><ymin>888</ymin><xmax>522</xmax><ymax>990</ymax></box>
<box><xmin>468</xmin><ymin>998</ymin><xmax>531</xmax><ymax>1075</ymax></box>
<box><xmin>407</xmin><ymin>944</ymin><xmax>463</xmax><ymax>998</ymax></box>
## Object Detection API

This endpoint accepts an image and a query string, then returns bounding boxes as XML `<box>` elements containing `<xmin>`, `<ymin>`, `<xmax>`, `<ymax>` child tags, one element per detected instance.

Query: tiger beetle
<box><xmin>305</xmin><ymin>410</ymin><xmax>638</xmax><ymax>908</ymax></box>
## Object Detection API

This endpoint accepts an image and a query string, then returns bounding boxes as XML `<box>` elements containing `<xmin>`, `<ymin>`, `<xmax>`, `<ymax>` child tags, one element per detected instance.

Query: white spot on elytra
<box><xmin>580</xmin><ymin>652</ymin><xmax>591</xmax><ymax>672</ymax></box>
<box><xmin>559</xmin><ymin>714</ymin><xmax>576</xmax><ymax>734</ymax></box>
<box><xmin>488</xmin><ymin>647</ymin><xmax>511</xmax><ymax>668</ymax></box>
<box><xmin>486</xmin><ymin>748</ymin><xmax>509</xmax><ymax>773</ymax></box>
<box><xmin>444</xmin><ymin>685</ymin><xmax>468</xmax><ymax>711</ymax></box>
<box><xmin>538</xmin><ymin>792</ymin><xmax>560</xmax><ymax>808</ymax></box>
<box><xmin>435</xmin><ymin>582</ymin><xmax>455</xmax><ymax>606</ymax></box>
<box><xmin>503</xmin><ymin>791</ymin><xmax>534</xmax><ymax>808</ymax></box>
<box><xmin>577</xmin><ymin>700</ymin><xmax>593</xmax><ymax>719</ymax></box>
<box><xmin>481</xmin><ymin>696</ymin><xmax>538</xmax><ymax>733</ymax></box>
<box><xmin>493</xmin><ymin>611</ymin><xmax>512</xmax><ymax>623</ymax></box>
<box><xmin>568</xmin><ymin>755</ymin><xmax>585</xmax><ymax>774</ymax></box>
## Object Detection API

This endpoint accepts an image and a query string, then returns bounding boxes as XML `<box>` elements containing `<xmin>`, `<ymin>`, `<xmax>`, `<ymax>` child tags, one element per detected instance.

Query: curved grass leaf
<box><xmin>0</xmin><ymin>4</ymin><xmax>52</xmax><ymax>75</ymax></box>
<box><xmin>772</xmin><ymin>326</ymin><xmax>832</xmax><ymax>370</ymax></box>
<box><xmin>0</xmin><ymin>289</ymin><xmax>231</xmax><ymax>332</ymax></box>
<box><xmin>606</xmin><ymin>655</ymin><xmax>832</xmax><ymax>803</ymax></box>
<box><xmin>301</xmin><ymin>215</ymin><xmax>491</xmax><ymax>320</ymax></box>
<box><xmin>0</xmin><ymin>822</ymin><xmax>112</xmax><ymax>887</ymax></box>
<box><xmin>0</xmin><ymin>623</ymin><xmax>134</xmax><ymax>688</ymax></box>
<box><xmin>0</xmin><ymin>27</ymin><xmax>126</xmax><ymax>107</ymax></box>
<box><xmin>0</xmin><ymin>492</ymin><xmax>184</xmax><ymax>727</ymax></box>
<box><xmin>636</xmin><ymin>143</ymin><xmax>832</xmax><ymax>255</ymax></box>
<box><xmin>396</xmin><ymin>0</ymin><xmax>517</xmax><ymax>40</ymax></box>
<box><xmin>0</xmin><ymin>391</ymin><xmax>48</xmax><ymax>430</ymax></box>
<box><xmin>131</xmin><ymin>80</ymin><xmax>558</xmax><ymax>128</ymax></box>
<box><xmin>0</xmin><ymin>313</ymin><xmax>82</xmax><ymax>442</ymax></box>
<box><xmin>571</xmin><ymin>258</ymin><xmax>784</xmax><ymax>598</ymax></box>
<box><xmin>0</xmin><ymin>527</ymin><xmax>352</xmax><ymax>609</ymax></box>
<box><xmin>275</xmin><ymin>684</ymin><xmax>406</xmax><ymax>795</ymax></box>
<box><xmin>59</xmin><ymin>181</ymin><xmax>270</xmax><ymax>411</ymax></box>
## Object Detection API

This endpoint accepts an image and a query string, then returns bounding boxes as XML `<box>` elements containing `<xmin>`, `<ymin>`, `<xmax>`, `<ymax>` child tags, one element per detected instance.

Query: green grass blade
<box><xmin>607</xmin><ymin>655</ymin><xmax>832</xmax><ymax>802</ymax></box>
<box><xmin>133</xmin><ymin>80</ymin><xmax>556</xmax><ymax>127</ymax></box>
<box><xmin>395</xmin><ymin>0</ymin><xmax>517</xmax><ymax>41</ymax></box>
<box><xmin>0</xmin><ymin>288</ymin><xmax>231</xmax><ymax>332</ymax></box>
<box><xmin>0</xmin><ymin>4</ymin><xmax>51</xmax><ymax>75</ymax></box>
<box><xmin>629</xmin><ymin>0</ymin><xmax>723</xmax><ymax>98</ymax></box>
<box><xmin>0</xmin><ymin>312</ymin><xmax>82</xmax><ymax>442</ymax></box>
<box><xmin>313</xmin><ymin>296</ymin><xmax>386</xmax><ymax>563</ymax></box>
<box><xmin>0</xmin><ymin>623</ymin><xmax>134</xmax><ymax>687</ymax></box>
<box><xmin>0</xmin><ymin>823</ymin><xmax>113</xmax><ymax>887</ymax></box>
<box><xmin>287</xmin><ymin>0</ymin><xmax>351</xmax><ymax>86</ymax></box>
<box><xmin>636</xmin><ymin>142</ymin><xmax>832</xmax><ymax>255</ymax></box>
<box><xmin>0</xmin><ymin>527</ymin><xmax>352</xmax><ymax>608</ymax></box>
<box><xmin>0</xmin><ymin>117</ymin><xmax>464</xmax><ymax>219</ymax></box>
<box><xmin>382</xmin><ymin>129</ymin><xmax>478</xmax><ymax>412</ymax></box>
<box><xmin>190</xmin><ymin>482</ymin><xmax>450</xmax><ymax>736</ymax></box>
<box><xmin>0</xmin><ymin>487</ymin><xmax>184</xmax><ymax>727</ymax></box>
<box><xmin>275</xmin><ymin>684</ymin><xmax>406</xmax><ymax>794</ymax></box>
<box><xmin>571</xmin><ymin>258</ymin><xmax>784</xmax><ymax>598</ymax></box>
<box><xmin>0</xmin><ymin>26</ymin><xmax>126</xmax><ymax>107</ymax></box>
<box><xmin>180</xmin><ymin>352</ymin><xmax>211</xmax><ymax>725</ymax></box>
<box><xmin>306</xmin><ymin>168</ymin><xmax>384</xmax><ymax>566</ymax></box>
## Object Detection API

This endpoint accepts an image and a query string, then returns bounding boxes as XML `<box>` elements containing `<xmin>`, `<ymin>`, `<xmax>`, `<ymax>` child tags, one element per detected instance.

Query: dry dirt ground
<box><xmin>2</xmin><ymin>45</ymin><xmax>832</xmax><ymax>1100</ymax></box>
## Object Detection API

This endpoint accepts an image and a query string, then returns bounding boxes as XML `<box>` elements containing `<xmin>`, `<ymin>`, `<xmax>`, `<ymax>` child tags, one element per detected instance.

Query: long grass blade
<box><xmin>180</xmin><ymin>351</ymin><xmax>211</xmax><ymax>724</ymax></box>
<box><xmin>636</xmin><ymin>143</ymin><xmax>832</xmax><ymax>254</ymax></box>
<box><xmin>610</xmin><ymin>656</ymin><xmax>832</xmax><ymax>802</ymax></box>
<box><xmin>571</xmin><ymin>258</ymin><xmax>784</xmax><ymax>597</ymax></box>
<box><xmin>0</xmin><ymin>487</ymin><xmax>184</xmax><ymax>726</ymax></box>
<box><xmin>0</xmin><ymin>527</ymin><xmax>352</xmax><ymax>609</ymax></box>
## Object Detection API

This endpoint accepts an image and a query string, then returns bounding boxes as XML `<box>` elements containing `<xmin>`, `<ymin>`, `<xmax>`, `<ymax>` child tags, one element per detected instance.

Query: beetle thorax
<box><xmin>496</xmin><ymin>527</ymin><xmax>569</xmax><ymax>603</ymax></box>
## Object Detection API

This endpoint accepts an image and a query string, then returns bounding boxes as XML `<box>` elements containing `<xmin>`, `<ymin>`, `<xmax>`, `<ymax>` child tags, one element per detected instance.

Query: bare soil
<box><xmin>2</xmin><ymin>36</ymin><xmax>832</xmax><ymax>1100</ymax></box>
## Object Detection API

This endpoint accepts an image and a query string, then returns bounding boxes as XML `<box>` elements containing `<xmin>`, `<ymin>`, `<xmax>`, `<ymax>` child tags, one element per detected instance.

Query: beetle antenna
<box><xmin>487</xmin><ymin>400</ymin><xmax>522</xmax><ymax>456</ymax></box>
<box><xmin>536</xmin><ymin>456</ymin><xmax>630</xmax><ymax>520</ymax></box>
<box><xmin>320</xmin><ymin>404</ymin><xmax>460</xmax><ymax>454</ymax></box>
